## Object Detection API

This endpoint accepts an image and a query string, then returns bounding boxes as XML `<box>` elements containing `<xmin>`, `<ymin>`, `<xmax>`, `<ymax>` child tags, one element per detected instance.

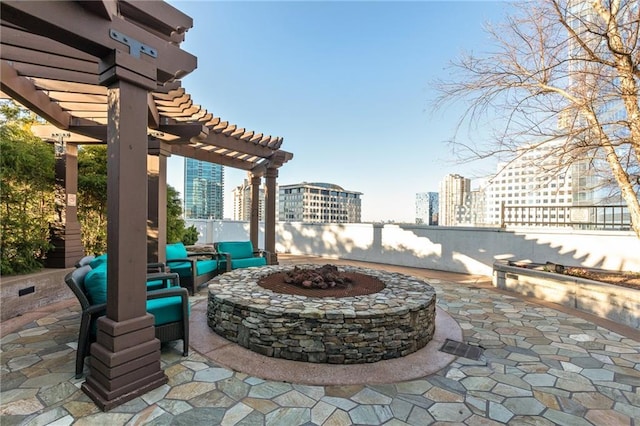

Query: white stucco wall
<box><xmin>187</xmin><ymin>220</ymin><xmax>640</xmax><ymax>276</ymax></box>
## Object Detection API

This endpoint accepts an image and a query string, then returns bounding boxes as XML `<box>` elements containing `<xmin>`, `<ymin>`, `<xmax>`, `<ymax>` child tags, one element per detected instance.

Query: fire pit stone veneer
<box><xmin>207</xmin><ymin>264</ymin><xmax>437</xmax><ymax>364</ymax></box>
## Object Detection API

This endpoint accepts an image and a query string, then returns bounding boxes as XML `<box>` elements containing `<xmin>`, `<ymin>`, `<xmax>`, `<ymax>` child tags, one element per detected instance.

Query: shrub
<box><xmin>0</xmin><ymin>101</ymin><xmax>55</xmax><ymax>275</ymax></box>
<box><xmin>182</xmin><ymin>225</ymin><xmax>199</xmax><ymax>245</ymax></box>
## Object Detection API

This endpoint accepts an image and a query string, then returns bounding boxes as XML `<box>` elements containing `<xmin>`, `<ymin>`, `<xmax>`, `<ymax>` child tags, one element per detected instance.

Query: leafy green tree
<box><xmin>167</xmin><ymin>185</ymin><xmax>186</xmax><ymax>244</ymax></box>
<box><xmin>0</xmin><ymin>101</ymin><xmax>55</xmax><ymax>274</ymax></box>
<box><xmin>77</xmin><ymin>150</ymin><xmax>188</xmax><ymax>250</ymax></box>
<box><xmin>77</xmin><ymin>145</ymin><xmax>108</xmax><ymax>254</ymax></box>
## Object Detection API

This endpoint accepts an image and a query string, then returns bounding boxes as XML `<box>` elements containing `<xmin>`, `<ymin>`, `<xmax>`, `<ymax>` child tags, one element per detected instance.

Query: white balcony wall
<box><xmin>186</xmin><ymin>220</ymin><xmax>640</xmax><ymax>276</ymax></box>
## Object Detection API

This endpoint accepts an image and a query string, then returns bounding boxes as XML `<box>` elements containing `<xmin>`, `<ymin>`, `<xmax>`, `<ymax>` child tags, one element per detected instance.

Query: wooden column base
<box><xmin>81</xmin><ymin>314</ymin><xmax>167</xmax><ymax>411</ymax></box>
<box><xmin>45</xmin><ymin>222</ymin><xmax>85</xmax><ymax>268</ymax></box>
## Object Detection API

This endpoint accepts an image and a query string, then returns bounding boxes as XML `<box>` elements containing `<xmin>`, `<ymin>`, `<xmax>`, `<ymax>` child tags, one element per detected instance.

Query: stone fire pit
<box><xmin>207</xmin><ymin>264</ymin><xmax>436</xmax><ymax>364</ymax></box>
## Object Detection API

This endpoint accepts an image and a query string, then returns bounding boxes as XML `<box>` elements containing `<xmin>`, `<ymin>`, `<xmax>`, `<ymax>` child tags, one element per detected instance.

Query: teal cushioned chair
<box><xmin>65</xmin><ymin>265</ymin><xmax>190</xmax><ymax>379</ymax></box>
<box><xmin>165</xmin><ymin>242</ymin><xmax>221</xmax><ymax>295</ymax></box>
<box><xmin>83</xmin><ymin>253</ymin><xmax>170</xmax><ymax>291</ymax></box>
<box><xmin>215</xmin><ymin>241</ymin><xmax>269</xmax><ymax>271</ymax></box>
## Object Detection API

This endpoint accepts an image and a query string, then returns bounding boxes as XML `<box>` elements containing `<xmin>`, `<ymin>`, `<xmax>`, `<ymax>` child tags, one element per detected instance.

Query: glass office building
<box><xmin>183</xmin><ymin>158</ymin><xmax>224</xmax><ymax>219</ymax></box>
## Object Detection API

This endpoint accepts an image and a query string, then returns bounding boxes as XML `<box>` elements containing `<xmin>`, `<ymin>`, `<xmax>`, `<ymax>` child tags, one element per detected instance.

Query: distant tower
<box><xmin>183</xmin><ymin>158</ymin><xmax>224</xmax><ymax>219</ymax></box>
<box><xmin>438</xmin><ymin>174</ymin><xmax>470</xmax><ymax>226</ymax></box>
<box><xmin>415</xmin><ymin>192</ymin><xmax>439</xmax><ymax>225</ymax></box>
<box><xmin>233</xmin><ymin>179</ymin><xmax>265</xmax><ymax>221</ymax></box>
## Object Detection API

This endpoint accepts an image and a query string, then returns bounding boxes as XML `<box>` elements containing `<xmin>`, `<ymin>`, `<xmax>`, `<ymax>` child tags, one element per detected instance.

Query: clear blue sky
<box><xmin>166</xmin><ymin>1</ymin><xmax>509</xmax><ymax>222</ymax></box>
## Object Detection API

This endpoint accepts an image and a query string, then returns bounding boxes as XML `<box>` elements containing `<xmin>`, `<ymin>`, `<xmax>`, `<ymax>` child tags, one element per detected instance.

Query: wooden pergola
<box><xmin>0</xmin><ymin>0</ymin><xmax>291</xmax><ymax>410</ymax></box>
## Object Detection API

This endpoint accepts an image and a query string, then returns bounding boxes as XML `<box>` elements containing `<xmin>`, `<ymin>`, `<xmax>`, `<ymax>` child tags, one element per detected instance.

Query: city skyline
<box><xmin>166</xmin><ymin>1</ymin><xmax>509</xmax><ymax>222</ymax></box>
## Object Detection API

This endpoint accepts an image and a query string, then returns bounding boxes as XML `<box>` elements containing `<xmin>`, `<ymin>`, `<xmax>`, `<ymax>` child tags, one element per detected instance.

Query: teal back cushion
<box><xmin>166</xmin><ymin>243</ymin><xmax>188</xmax><ymax>260</ymax></box>
<box><xmin>89</xmin><ymin>254</ymin><xmax>107</xmax><ymax>269</ymax></box>
<box><xmin>84</xmin><ymin>264</ymin><xmax>108</xmax><ymax>305</ymax></box>
<box><xmin>217</xmin><ymin>241</ymin><xmax>253</xmax><ymax>259</ymax></box>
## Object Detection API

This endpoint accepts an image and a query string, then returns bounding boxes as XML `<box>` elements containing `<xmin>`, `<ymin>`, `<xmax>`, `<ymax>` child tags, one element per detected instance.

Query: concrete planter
<box><xmin>493</xmin><ymin>260</ymin><xmax>640</xmax><ymax>329</ymax></box>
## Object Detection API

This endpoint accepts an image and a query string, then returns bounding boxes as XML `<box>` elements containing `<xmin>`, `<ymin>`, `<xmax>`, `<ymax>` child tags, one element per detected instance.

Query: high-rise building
<box><xmin>415</xmin><ymin>192</ymin><xmax>439</xmax><ymax>225</ymax></box>
<box><xmin>278</xmin><ymin>182</ymin><xmax>361</xmax><ymax>223</ymax></box>
<box><xmin>483</xmin><ymin>142</ymin><xmax>574</xmax><ymax>226</ymax></box>
<box><xmin>563</xmin><ymin>0</ymin><xmax>629</xmax><ymax>203</ymax></box>
<box><xmin>232</xmin><ymin>179</ymin><xmax>265</xmax><ymax>221</ymax></box>
<box><xmin>438</xmin><ymin>174</ymin><xmax>470</xmax><ymax>226</ymax></box>
<box><xmin>183</xmin><ymin>158</ymin><xmax>224</xmax><ymax>219</ymax></box>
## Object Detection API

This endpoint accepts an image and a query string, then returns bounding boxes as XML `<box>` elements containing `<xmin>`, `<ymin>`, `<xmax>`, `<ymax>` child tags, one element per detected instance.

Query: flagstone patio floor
<box><xmin>1</xmin><ymin>255</ymin><xmax>638</xmax><ymax>425</ymax></box>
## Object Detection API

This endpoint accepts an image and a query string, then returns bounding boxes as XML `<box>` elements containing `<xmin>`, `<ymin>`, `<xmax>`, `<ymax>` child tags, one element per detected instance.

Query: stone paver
<box><xmin>1</xmin><ymin>256</ymin><xmax>638</xmax><ymax>425</ymax></box>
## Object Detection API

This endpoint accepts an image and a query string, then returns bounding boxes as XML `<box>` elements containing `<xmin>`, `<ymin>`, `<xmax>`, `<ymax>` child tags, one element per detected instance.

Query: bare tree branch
<box><xmin>432</xmin><ymin>0</ymin><xmax>640</xmax><ymax>238</ymax></box>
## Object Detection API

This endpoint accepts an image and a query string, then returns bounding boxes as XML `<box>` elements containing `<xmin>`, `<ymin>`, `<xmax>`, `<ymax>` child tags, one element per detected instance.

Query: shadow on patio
<box><xmin>1</xmin><ymin>255</ymin><xmax>639</xmax><ymax>425</ymax></box>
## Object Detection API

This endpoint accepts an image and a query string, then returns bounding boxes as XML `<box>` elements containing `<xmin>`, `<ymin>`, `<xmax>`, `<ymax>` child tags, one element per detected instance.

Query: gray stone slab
<box><xmin>348</xmin><ymin>404</ymin><xmax>393</xmax><ymax>424</ymax></box>
<box><xmin>265</xmin><ymin>407</ymin><xmax>311</xmax><ymax>425</ymax></box>
<box><xmin>248</xmin><ymin>382</ymin><xmax>293</xmax><ymax>399</ymax></box>
<box><xmin>170</xmin><ymin>407</ymin><xmax>226</xmax><ymax>426</ymax></box>
<box><xmin>193</xmin><ymin>367</ymin><xmax>234</xmax><ymax>383</ymax></box>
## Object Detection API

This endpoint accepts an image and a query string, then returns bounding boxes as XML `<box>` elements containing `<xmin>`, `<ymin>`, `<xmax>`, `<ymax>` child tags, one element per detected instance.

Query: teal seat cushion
<box><xmin>89</xmin><ymin>254</ymin><xmax>107</xmax><ymax>269</ymax></box>
<box><xmin>166</xmin><ymin>260</ymin><xmax>192</xmax><ymax>274</ymax></box>
<box><xmin>195</xmin><ymin>259</ymin><xmax>218</xmax><ymax>276</ymax></box>
<box><xmin>217</xmin><ymin>241</ymin><xmax>254</xmax><ymax>259</ymax></box>
<box><xmin>166</xmin><ymin>243</ymin><xmax>188</xmax><ymax>260</ymax></box>
<box><xmin>85</xmin><ymin>264</ymin><xmax>107</xmax><ymax>305</ymax></box>
<box><xmin>146</xmin><ymin>296</ymin><xmax>189</xmax><ymax>325</ymax></box>
<box><xmin>147</xmin><ymin>279</ymin><xmax>168</xmax><ymax>291</ymax></box>
<box><xmin>231</xmin><ymin>257</ymin><xmax>266</xmax><ymax>269</ymax></box>
<box><xmin>170</xmin><ymin>263</ymin><xmax>193</xmax><ymax>278</ymax></box>
<box><xmin>170</xmin><ymin>259</ymin><xmax>218</xmax><ymax>278</ymax></box>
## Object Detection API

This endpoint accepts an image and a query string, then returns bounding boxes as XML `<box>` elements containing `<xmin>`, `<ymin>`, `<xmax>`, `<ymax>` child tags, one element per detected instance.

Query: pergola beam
<box><xmin>1</xmin><ymin>60</ymin><xmax>71</xmax><ymax>128</ymax></box>
<box><xmin>250</xmin><ymin>150</ymin><xmax>294</xmax><ymax>177</ymax></box>
<box><xmin>158</xmin><ymin>124</ymin><xmax>209</xmax><ymax>142</ymax></box>
<box><xmin>1</xmin><ymin>24</ymin><xmax>97</xmax><ymax>62</ymax></box>
<box><xmin>1</xmin><ymin>45</ymin><xmax>98</xmax><ymax>75</ymax></box>
<box><xmin>118</xmin><ymin>0</ymin><xmax>193</xmax><ymax>41</ymax></box>
<box><xmin>200</xmin><ymin>132</ymin><xmax>279</xmax><ymax>158</ymax></box>
<box><xmin>1</xmin><ymin>1</ymin><xmax>197</xmax><ymax>83</ymax></box>
<box><xmin>31</xmin><ymin>124</ymin><xmax>102</xmax><ymax>144</ymax></box>
<box><xmin>171</xmin><ymin>144</ymin><xmax>259</xmax><ymax>170</ymax></box>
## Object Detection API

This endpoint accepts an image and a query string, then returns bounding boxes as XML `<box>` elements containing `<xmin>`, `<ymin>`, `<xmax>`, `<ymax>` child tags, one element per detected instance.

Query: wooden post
<box><xmin>148</xmin><ymin>139</ymin><xmax>171</xmax><ymax>264</ymax></box>
<box><xmin>264</xmin><ymin>167</ymin><xmax>278</xmax><ymax>264</ymax></box>
<box><xmin>46</xmin><ymin>140</ymin><xmax>85</xmax><ymax>267</ymax></box>
<box><xmin>81</xmin><ymin>54</ymin><xmax>166</xmax><ymax>411</ymax></box>
<box><xmin>250</xmin><ymin>173</ymin><xmax>261</xmax><ymax>250</ymax></box>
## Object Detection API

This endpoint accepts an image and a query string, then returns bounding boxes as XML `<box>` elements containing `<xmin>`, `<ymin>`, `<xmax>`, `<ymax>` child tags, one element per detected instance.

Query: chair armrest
<box><xmin>217</xmin><ymin>252</ymin><xmax>232</xmax><ymax>272</ymax></box>
<box><xmin>86</xmin><ymin>303</ymin><xmax>107</xmax><ymax>315</ymax></box>
<box><xmin>147</xmin><ymin>272</ymin><xmax>180</xmax><ymax>288</ymax></box>
<box><xmin>147</xmin><ymin>262</ymin><xmax>166</xmax><ymax>273</ymax></box>
<box><xmin>166</xmin><ymin>258</ymin><xmax>198</xmax><ymax>272</ymax></box>
<box><xmin>255</xmin><ymin>249</ymin><xmax>271</xmax><ymax>262</ymax></box>
<box><xmin>146</xmin><ymin>286</ymin><xmax>189</xmax><ymax>302</ymax></box>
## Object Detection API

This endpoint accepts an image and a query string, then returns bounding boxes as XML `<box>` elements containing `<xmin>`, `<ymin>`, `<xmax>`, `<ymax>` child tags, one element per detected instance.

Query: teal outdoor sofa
<box><xmin>64</xmin><ymin>264</ymin><xmax>190</xmax><ymax>379</ymax></box>
<box><xmin>215</xmin><ymin>241</ymin><xmax>270</xmax><ymax>271</ymax></box>
<box><xmin>165</xmin><ymin>242</ymin><xmax>221</xmax><ymax>295</ymax></box>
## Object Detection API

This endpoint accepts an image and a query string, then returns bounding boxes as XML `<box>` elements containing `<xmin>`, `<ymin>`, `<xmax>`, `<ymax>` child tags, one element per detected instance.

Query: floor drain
<box><xmin>440</xmin><ymin>339</ymin><xmax>484</xmax><ymax>360</ymax></box>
